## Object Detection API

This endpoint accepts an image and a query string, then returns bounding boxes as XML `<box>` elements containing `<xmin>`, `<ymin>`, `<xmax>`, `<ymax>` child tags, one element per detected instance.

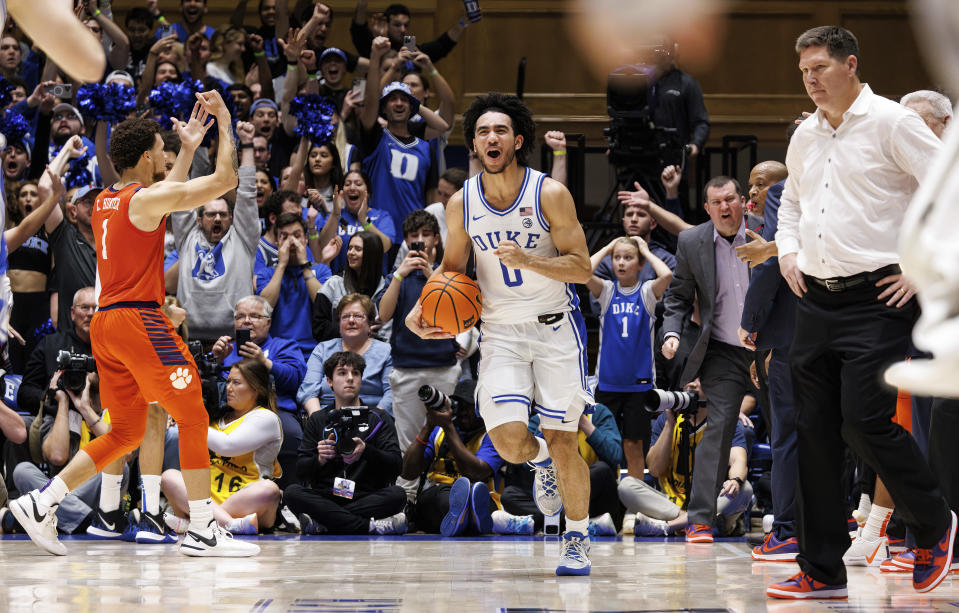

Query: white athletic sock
<box><xmin>863</xmin><ymin>504</ymin><xmax>893</xmax><ymax>540</ymax></box>
<box><xmin>98</xmin><ymin>473</ymin><xmax>123</xmax><ymax>512</ymax></box>
<box><xmin>854</xmin><ymin>493</ymin><xmax>872</xmax><ymax>523</ymax></box>
<box><xmin>140</xmin><ymin>474</ymin><xmax>162</xmax><ymax>516</ymax></box>
<box><xmin>187</xmin><ymin>499</ymin><xmax>215</xmax><ymax>535</ymax></box>
<box><xmin>36</xmin><ymin>476</ymin><xmax>69</xmax><ymax>513</ymax></box>
<box><xmin>565</xmin><ymin>516</ymin><xmax>588</xmax><ymax>536</ymax></box>
<box><xmin>531</xmin><ymin>437</ymin><xmax>550</xmax><ymax>464</ymax></box>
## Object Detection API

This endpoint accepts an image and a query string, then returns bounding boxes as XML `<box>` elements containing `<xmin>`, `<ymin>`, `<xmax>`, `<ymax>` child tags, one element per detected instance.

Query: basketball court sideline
<box><xmin>1</xmin><ymin>533</ymin><xmax>957</xmax><ymax>612</ymax></box>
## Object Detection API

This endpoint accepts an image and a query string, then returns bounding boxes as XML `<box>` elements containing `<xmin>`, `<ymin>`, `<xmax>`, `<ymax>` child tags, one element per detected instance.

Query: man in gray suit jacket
<box><xmin>661</xmin><ymin>175</ymin><xmax>761</xmax><ymax>543</ymax></box>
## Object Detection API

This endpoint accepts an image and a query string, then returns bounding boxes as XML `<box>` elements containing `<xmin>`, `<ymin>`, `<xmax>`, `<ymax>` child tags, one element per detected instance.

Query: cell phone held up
<box><xmin>45</xmin><ymin>83</ymin><xmax>73</xmax><ymax>99</ymax></box>
<box><xmin>403</xmin><ymin>35</ymin><xmax>416</xmax><ymax>52</ymax></box>
<box><xmin>409</xmin><ymin>241</ymin><xmax>425</xmax><ymax>255</ymax></box>
<box><xmin>351</xmin><ymin>78</ymin><xmax>366</xmax><ymax>102</ymax></box>
<box><xmin>235</xmin><ymin>328</ymin><xmax>251</xmax><ymax>350</ymax></box>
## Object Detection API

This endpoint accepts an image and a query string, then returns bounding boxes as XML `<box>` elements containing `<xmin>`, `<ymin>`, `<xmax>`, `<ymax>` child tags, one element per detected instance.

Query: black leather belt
<box><xmin>537</xmin><ymin>313</ymin><xmax>563</xmax><ymax>325</ymax></box>
<box><xmin>806</xmin><ymin>264</ymin><xmax>901</xmax><ymax>292</ymax></box>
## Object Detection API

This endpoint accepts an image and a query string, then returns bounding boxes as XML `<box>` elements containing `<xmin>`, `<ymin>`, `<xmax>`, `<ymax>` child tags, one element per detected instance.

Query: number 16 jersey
<box><xmin>92</xmin><ymin>183</ymin><xmax>166</xmax><ymax>308</ymax></box>
<box><xmin>463</xmin><ymin>168</ymin><xmax>578</xmax><ymax>324</ymax></box>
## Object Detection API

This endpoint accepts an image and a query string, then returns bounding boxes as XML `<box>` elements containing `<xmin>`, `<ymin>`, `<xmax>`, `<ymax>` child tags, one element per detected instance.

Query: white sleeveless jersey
<box><xmin>463</xmin><ymin>167</ymin><xmax>578</xmax><ymax>324</ymax></box>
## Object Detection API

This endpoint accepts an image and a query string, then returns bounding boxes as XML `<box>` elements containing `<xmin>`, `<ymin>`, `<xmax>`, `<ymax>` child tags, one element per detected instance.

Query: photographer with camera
<box><xmin>618</xmin><ymin>380</ymin><xmax>751</xmax><ymax>538</ymax></box>
<box><xmin>12</xmin><ymin>364</ymin><xmax>123</xmax><ymax>535</ymax></box>
<box><xmin>400</xmin><ymin>379</ymin><xmax>505</xmax><ymax>536</ymax></box>
<box><xmin>211</xmin><ymin>295</ymin><xmax>306</xmax><ymax>490</ymax></box>
<box><xmin>18</xmin><ymin>288</ymin><xmax>96</xmax><ymax>415</ymax></box>
<box><xmin>285</xmin><ymin>351</ymin><xmax>407</xmax><ymax>535</ymax></box>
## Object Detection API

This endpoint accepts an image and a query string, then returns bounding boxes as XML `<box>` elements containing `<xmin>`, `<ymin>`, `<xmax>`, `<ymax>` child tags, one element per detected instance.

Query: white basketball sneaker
<box><xmin>179</xmin><ymin>520</ymin><xmax>260</xmax><ymax>557</ymax></box>
<box><xmin>532</xmin><ymin>460</ymin><xmax>563</xmax><ymax>517</ymax></box>
<box><xmin>9</xmin><ymin>490</ymin><xmax>67</xmax><ymax>556</ymax></box>
<box><xmin>843</xmin><ymin>527</ymin><xmax>889</xmax><ymax>567</ymax></box>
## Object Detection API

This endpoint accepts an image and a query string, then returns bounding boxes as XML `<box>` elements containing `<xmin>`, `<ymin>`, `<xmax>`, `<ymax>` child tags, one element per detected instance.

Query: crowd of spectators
<box><xmin>0</xmin><ymin>6</ymin><xmax>950</xmax><ymax>577</ymax></box>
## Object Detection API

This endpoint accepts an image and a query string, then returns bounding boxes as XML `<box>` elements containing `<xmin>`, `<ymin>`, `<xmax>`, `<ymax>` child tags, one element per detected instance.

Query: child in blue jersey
<box><xmin>585</xmin><ymin>236</ymin><xmax>672</xmax><ymax>480</ymax></box>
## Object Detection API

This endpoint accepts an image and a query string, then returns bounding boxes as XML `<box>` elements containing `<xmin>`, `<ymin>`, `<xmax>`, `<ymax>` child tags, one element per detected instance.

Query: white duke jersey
<box><xmin>463</xmin><ymin>167</ymin><xmax>578</xmax><ymax>324</ymax></box>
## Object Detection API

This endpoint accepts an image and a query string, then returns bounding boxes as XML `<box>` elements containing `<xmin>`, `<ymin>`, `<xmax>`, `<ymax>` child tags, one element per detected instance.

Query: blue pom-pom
<box><xmin>0</xmin><ymin>76</ymin><xmax>14</xmax><ymax>110</ymax></box>
<box><xmin>0</xmin><ymin>110</ymin><xmax>30</xmax><ymax>145</ymax></box>
<box><xmin>289</xmin><ymin>95</ymin><xmax>338</xmax><ymax>146</ymax></box>
<box><xmin>150</xmin><ymin>79</ymin><xmax>205</xmax><ymax>129</ymax></box>
<box><xmin>75</xmin><ymin>83</ymin><xmax>137</xmax><ymax>124</ymax></box>
<box><xmin>51</xmin><ymin>144</ymin><xmax>95</xmax><ymax>190</ymax></box>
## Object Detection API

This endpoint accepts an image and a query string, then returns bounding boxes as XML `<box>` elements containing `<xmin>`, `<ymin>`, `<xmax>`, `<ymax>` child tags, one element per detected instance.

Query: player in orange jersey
<box><xmin>10</xmin><ymin>91</ymin><xmax>258</xmax><ymax>557</ymax></box>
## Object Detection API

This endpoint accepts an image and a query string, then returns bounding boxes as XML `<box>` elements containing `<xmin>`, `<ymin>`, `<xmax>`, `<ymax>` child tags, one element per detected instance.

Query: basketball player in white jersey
<box><xmin>406</xmin><ymin>93</ymin><xmax>594</xmax><ymax>575</ymax></box>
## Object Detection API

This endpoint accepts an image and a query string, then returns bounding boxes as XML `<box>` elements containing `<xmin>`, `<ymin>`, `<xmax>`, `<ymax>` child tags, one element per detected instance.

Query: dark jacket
<box><xmin>296</xmin><ymin>405</ymin><xmax>402</xmax><ymax>495</ymax></box>
<box><xmin>662</xmin><ymin>214</ymin><xmax>763</xmax><ymax>383</ymax></box>
<box><xmin>741</xmin><ymin>181</ymin><xmax>796</xmax><ymax>350</ymax></box>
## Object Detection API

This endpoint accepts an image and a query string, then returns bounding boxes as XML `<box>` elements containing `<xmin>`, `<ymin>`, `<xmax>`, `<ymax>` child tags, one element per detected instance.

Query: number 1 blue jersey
<box><xmin>595</xmin><ymin>279</ymin><xmax>657</xmax><ymax>392</ymax></box>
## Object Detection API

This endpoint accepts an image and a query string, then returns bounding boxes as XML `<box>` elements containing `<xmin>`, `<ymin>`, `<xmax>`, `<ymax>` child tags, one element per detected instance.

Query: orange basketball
<box><xmin>418</xmin><ymin>272</ymin><xmax>483</xmax><ymax>335</ymax></box>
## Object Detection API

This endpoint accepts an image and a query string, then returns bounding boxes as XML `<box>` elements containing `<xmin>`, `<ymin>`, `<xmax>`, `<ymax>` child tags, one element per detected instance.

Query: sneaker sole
<box><xmin>766</xmin><ymin>586</ymin><xmax>847</xmax><ymax>600</ymax></box>
<box><xmin>441</xmin><ymin>478</ymin><xmax>470</xmax><ymax>537</ymax></box>
<box><xmin>686</xmin><ymin>536</ymin><xmax>714</xmax><ymax>544</ymax></box>
<box><xmin>179</xmin><ymin>542</ymin><xmax>260</xmax><ymax>557</ymax></box>
<box><xmin>751</xmin><ymin>552</ymin><xmax>799</xmax><ymax>562</ymax></box>
<box><xmin>881</xmin><ymin>563</ymin><xmax>913</xmax><ymax>573</ymax></box>
<box><xmin>85</xmin><ymin>526</ymin><xmax>124</xmax><ymax>539</ymax></box>
<box><xmin>136</xmin><ymin>531</ymin><xmax>177</xmax><ymax>544</ymax></box>
<box><xmin>9</xmin><ymin>498</ymin><xmax>67</xmax><ymax>556</ymax></box>
<box><xmin>470</xmin><ymin>483</ymin><xmax>492</xmax><ymax>535</ymax></box>
<box><xmin>556</xmin><ymin>565</ymin><xmax>591</xmax><ymax>576</ymax></box>
<box><xmin>914</xmin><ymin>511</ymin><xmax>957</xmax><ymax>593</ymax></box>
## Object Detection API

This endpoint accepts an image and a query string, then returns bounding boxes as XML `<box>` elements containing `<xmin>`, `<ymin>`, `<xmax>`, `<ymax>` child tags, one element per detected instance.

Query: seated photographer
<box><xmin>17</xmin><ymin>287</ymin><xmax>95</xmax><ymax>415</ymax></box>
<box><xmin>12</xmin><ymin>370</ymin><xmax>126</xmax><ymax>535</ymax></box>
<box><xmin>161</xmin><ymin>360</ymin><xmax>283</xmax><ymax>535</ymax></box>
<box><xmin>285</xmin><ymin>351</ymin><xmax>407</xmax><ymax>535</ymax></box>
<box><xmin>211</xmin><ymin>295</ymin><xmax>307</xmax><ymax>489</ymax></box>
<box><xmin>297</xmin><ymin>294</ymin><xmax>392</xmax><ymax>416</ymax></box>
<box><xmin>400</xmin><ymin>379</ymin><xmax>505</xmax><ymax>536</ymax></box>
<box><xmin>496</xmin><ymin>404</ymin><xmax>624</xmax><ymax>537</ymax></box>
<box><xmin>618</xmin><ymin>380</ymin><xmax>752</xmax><ymax>539</ymax></box>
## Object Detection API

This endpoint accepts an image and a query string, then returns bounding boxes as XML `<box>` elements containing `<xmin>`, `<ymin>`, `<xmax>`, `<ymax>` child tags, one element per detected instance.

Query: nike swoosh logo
<box><xmin>552</xmin><ymin>325</ymin><xmax>561</xmax><ymax>332</ymax></box>
<box><xmin>186</xmin><ymin>530</ymin><xmax>217</xmax><ymax>548</ymax></box>
<box><xmin>865</xmin><ymin>542</ymin><xmax>882</xmax><ymax>565</ymax></box>
<box><xmin>471</xmin><ymin>215</ymin><xmax>486</xmax><ymax>221</ymax></box>
<box><xmin>28</xmin><ymin>496</ymin><xmax>45</xmax><ymax>523</ymax></box>
<box><xmin>561</xmin><ymin>418</ymin><xmax>576</xmax><ymax>424</ymax></box>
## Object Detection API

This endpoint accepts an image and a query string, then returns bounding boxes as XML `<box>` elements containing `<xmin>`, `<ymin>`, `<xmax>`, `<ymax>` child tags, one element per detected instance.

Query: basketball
<box><xmin>418</xmin><ymin>272</ymin><xmax>482</xmax><ymax>335</ymax></box>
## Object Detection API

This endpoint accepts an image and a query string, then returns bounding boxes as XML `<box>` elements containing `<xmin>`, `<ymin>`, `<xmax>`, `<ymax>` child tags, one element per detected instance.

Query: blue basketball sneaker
<box><xmin>441</xmin><ymin>477</ymin><xmax>471</xmax><ymax>537</ymax></box>
<box><xmin>470</xmin><ymin>482</ymin><xmax>492</xmax><ymax>534</ymax></box>
<box><xmin>121</xmin><ymin>509</ymin><xmax>139</xmax><ymax>542</ymax></box>
<box><xmin>136</xmin><ymin>510</ymin><xmax>178</xmax><ymax>544</ymax></box>
<box><xmin>86</xmin><ymin>506</ymin><xmax>126</xmax><ymax>539</ymax></box>
<box><xmin>556</xmin><ymin>531</ymin><xmax>591</xmax><ymax>576</ymax></box>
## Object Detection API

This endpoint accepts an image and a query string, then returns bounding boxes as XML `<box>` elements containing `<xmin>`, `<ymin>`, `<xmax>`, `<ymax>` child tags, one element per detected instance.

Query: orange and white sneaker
<box><xmin>766</xmin><ymin>572</ymin><xmax>847</xmax><ymax>600</ymax></box>
<box><xmin>685</xmin><ymin>523</ymin><xmax>713</xmax><ymax>544</ymax></box>
<box><xmin>752</xmin><ymin>532</ymin><xmax>799</xmax><ymax>562</ymax></box>
<box><xmin>843</xmin><ymin>528</ymin><xmax>889</xmax><ymax>567</ymax></box>
<box><xmin>880</xmin><ymin>548</ymin><xmax>915</xmax><ymax>573</ymax></box>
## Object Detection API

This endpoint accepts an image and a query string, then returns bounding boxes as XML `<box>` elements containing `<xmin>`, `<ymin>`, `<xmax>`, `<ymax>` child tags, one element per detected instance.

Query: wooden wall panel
<box><xmin>104</xmin><ymin>0</ymin><xmax>934</xmax><ymax>152</ymax></box>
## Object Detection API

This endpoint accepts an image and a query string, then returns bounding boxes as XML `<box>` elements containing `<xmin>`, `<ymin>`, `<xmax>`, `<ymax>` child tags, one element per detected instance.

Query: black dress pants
<box><xmin>284</xmin><ymin>484</ymin><xmax>406</xmax><ymax>534</ymax></box>
<box><xmin>791</xmin><ymin>278</ymin><xmax>950</xmax><ymax>585</ymax></box>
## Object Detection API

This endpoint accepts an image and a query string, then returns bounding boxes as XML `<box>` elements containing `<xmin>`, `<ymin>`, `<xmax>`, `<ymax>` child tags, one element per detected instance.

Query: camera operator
<box><xmin>640</xmin><ymin>37</ymin><xmax>708</xmax><ymax>216</ymax></box>
<box><xmin>401</xmin><ymin>379</ymin><xmax>505</xmax><ymax>536</ymax></box>
<box><xmin>18</xmin><ymin>287</ymin><xmax>96</xmax><ymax>415</ymax></box>
<box><xmin>211</xmin><ymin>295</ymin><xmax>306</xmax><ymax>490</ymax></box>
<box><xmin>618</xmin><ymin>380</ymin><xmax>751</xmax><ymax>539</ymax></box>
<box><xmin>12</xmin><ymin>369</ymin><xmax>125</xmax><ymax>535</ymax></box>
<box><xmin>284</xmin><ymin>351</ymin><xmax>407</xmax><ymax>535</ymax></box>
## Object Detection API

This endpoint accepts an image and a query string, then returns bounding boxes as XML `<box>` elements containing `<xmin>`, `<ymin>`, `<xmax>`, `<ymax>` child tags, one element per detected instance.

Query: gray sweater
<box><xmin>173</xmin><ymin>165</ymin><xmax>259</xmax><ymax>340</ymax></box>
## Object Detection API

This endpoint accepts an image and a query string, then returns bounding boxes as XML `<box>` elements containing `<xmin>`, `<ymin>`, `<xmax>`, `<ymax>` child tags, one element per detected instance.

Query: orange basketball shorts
<box><xmin>82</xmin><ymin>303</ymin><xmax>210</xmax><ymax>471</ymax></box>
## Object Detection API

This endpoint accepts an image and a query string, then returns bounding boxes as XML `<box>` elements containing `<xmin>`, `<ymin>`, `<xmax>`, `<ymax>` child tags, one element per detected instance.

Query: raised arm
<box><xmin>494</xmin><ymin>178</ymin><xmax>590</xmax><ymax>283</ymax></box>
<box><xmin>95</xmin><ymin>122</ymin><xmax>120</xmax><ymax>187</ymax></box>
<box><xmin>86</xmin><ymin>0</ymin><xmax>130</xmax><ymax>70</ymax></box>
<box><xmin>8</xmin><ymin>0</ymin><xmax>105</xmax><ymax>82</ymax></box>
<box><xmin>6</xmin><ymin>168</ymin><xmax>65</xmax><ymax>252</ymax></box>
<box><xmin>360</xmin><ymin>36</ymin><xmax>391</xmax><ymax>132</ymax></box>
<box><xmin>639</xmin><ymin>237</ymin><xmax>673</xmax><ymax>299</ymax></box>
<box><xmin>129</xmin><ymin>91</ymin><xmax>238</xmax><ymax>230</ymax></box>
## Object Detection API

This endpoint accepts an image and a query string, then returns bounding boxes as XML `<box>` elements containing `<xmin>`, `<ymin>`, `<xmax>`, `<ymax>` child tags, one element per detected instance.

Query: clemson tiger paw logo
<box><xmin>170</xmin><ymin>367</ymin><xmax>193</xmax><ymax>390</ymax></box>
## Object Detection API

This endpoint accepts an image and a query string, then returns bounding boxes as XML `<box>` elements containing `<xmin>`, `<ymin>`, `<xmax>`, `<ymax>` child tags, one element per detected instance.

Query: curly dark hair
<box><xmin>110</xmin><ymin>118</ymin><xmax>162</xmax><ymax>172</ymax></box>
<box><xmin>462</xmin><ymin>92</ymin><xmax>536</xmax><ymax>167</ymax></box>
